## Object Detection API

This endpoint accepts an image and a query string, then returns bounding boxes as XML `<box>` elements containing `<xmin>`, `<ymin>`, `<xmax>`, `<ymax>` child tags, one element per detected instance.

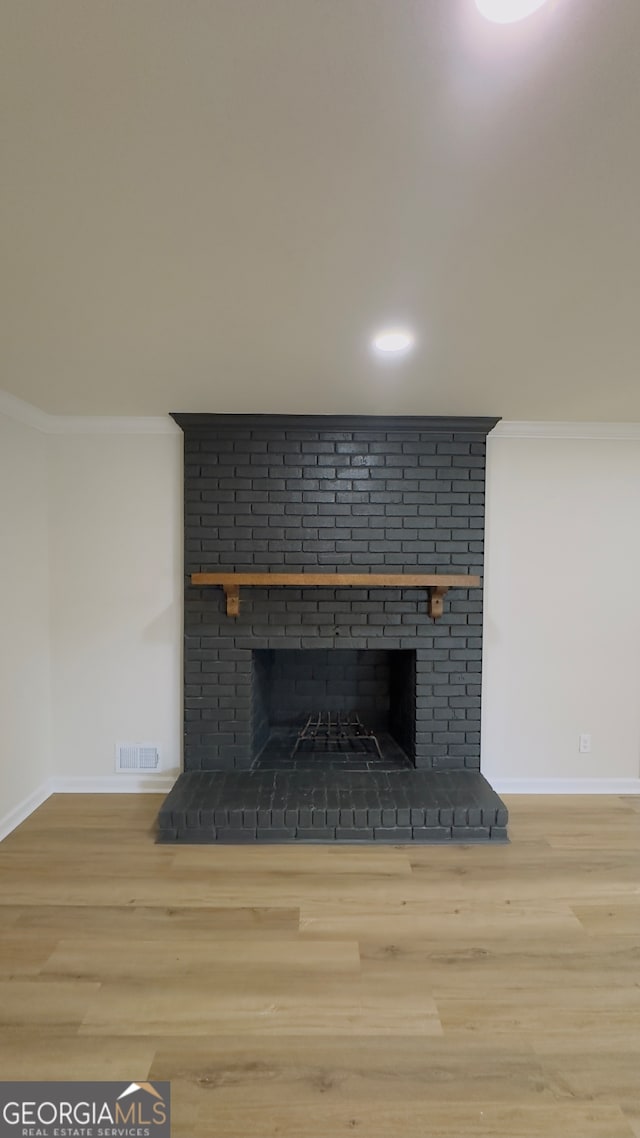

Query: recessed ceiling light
<box><xmin>475</xmin><ymin>0</ymin><xmax>550</xmax><ymax>24</ymax></box>
<box><xmin>372</xmin><ymin>328</ymin><xmax>415</xmax><ymax>355</ymax></box>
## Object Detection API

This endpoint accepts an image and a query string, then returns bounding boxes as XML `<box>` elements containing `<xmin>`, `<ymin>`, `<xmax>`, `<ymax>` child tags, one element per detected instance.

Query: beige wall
<box><xmin>45</xmin><ymin>426</ymin><xmax>640</xmax><ymax>789</ymax></box>
<box><xmin>47</xmin><ymin>432</ymin><xmax>183</xmax><ymax>783</ymax></box>
<box><xmin>483</xmin><ymin>435</ymin><xmax>640</xmax><ymax>785</ymax></box>
<box><xmin>0</xmin><ymin>412</ymin><xmax>51</xmax><ymax>828</ymax></box>
<box><xmin>2</xmin><ymin>405</ymin><xmax>639</xmax><ymax>820</ymax></box>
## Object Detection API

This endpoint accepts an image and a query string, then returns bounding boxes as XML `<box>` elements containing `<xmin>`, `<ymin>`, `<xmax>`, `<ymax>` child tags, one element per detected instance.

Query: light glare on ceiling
<box><xmin>475</xmin><ymin>0</ymin><xmax>550</xmax><ymax>24</ymax></box>
<box><xmin>372</xmin><ymin>328</ymin><xmax>415</xmax><ymax>355</ymax></box>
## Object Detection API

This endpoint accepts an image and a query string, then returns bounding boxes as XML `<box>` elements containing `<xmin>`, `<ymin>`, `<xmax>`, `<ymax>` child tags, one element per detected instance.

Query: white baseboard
<box><xmin>492</xmin><ymin>778</ymin><xmax>640</xmax><ymax>795</ymax></box>
<box><xmin>0</xmin><ymin>779</ymin><xmax>54</xmax><ymax>841</ymax></box>
<box><xmin>3</xmin><ymin>774</ymin><xmax>637</xmax><ymax>843</ymax></box>
<box><xmin>52</xmin><ymin>775</ymin><xmax>178</xmax><ymax>794</ymax></box>
<box><xmin>0</xmin><ymin>775</ymin><xmax>178</xmax><ymax>841</ymax></box>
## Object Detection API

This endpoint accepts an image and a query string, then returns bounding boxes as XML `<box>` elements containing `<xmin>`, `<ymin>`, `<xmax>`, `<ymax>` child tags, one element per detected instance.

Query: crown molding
<box><xmin>171</xmin><ymin>413</ymin><xmax>502</xmax><ymax>436</ymax></box>
<box><xmin>47</xmin><ymin>416</ymin><xmax>180</xmax><ymax>436</ymax></box>
<box><xmin>491</xmin><ymin>421</ymin><xmax>640</xmax><ymax>440</ymax></box>
<box><xmin>0</xmin><ymin>390</ymin><xmax>178</xmax><ymax>435</ymax></box>
<box><xmin>0</xmin><ymin>390</ymin><xmax>53</xmax><ymax>432</ymax></box>
<box><xmin>2</xmin><ymin>392</ymin><xmax>639</xmax><ymax>440</ymax></box>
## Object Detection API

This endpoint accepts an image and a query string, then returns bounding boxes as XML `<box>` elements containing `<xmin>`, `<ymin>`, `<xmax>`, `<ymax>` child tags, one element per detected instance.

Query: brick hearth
<box><xmin>157</xmin><ymin>771</ymin><xmax>508</xmax><ymax>843</ymax></box>
<box><xmin>157</xmin><ymin>413</ymin><xmax>508</xmax><ymax>843</ymax></box>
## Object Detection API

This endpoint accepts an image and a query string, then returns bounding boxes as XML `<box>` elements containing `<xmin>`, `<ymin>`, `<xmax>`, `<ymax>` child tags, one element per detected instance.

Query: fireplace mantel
<box><xmin>191</xmin><ymin>572</ymin><xmax>480</xmax><ymax>620</ymax></box>
<box><xmin>161</xmin><ymin>412</ymin><xmax>509</xmax><ymax>843</ymax></box>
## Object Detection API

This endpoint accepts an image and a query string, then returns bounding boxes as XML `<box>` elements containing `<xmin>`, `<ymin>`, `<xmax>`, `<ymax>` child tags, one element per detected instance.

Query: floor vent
<box><xmin>116</xmin><ymin>743</ymin><xmax>161</xmax><ymax>773</ymax></box>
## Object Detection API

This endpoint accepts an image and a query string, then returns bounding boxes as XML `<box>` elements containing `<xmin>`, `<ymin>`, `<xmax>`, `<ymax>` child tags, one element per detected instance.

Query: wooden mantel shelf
<box><xmin>191</xmin><ymin>572</ymin><xmax>480</xmax><ymax>621</ymax></box>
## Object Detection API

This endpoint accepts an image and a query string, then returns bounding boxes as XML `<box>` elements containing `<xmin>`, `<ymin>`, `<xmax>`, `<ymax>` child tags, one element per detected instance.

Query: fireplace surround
<box><xmin>157</xmin><ymin>414</ymin><xmax>508</xmax><ymax>842</ymax></box>
<box><xmin>251</xmin><ymin>648</ymin><xmax>416</xmax><ymax>770</ymax></box>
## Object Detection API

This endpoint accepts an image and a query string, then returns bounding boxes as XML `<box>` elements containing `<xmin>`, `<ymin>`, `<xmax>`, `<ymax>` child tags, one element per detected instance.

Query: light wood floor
<box><xmin>0</xmin><ymin>794</ymin><xmax>639</xmax><ymax>1137</ymax></box>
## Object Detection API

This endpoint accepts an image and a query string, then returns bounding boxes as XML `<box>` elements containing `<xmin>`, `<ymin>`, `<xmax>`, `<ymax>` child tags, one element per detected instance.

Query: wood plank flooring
<box><xmin>0</xmin><ymin>793</ymin><xmax>638</xmax><ymax>1137</ymax></box>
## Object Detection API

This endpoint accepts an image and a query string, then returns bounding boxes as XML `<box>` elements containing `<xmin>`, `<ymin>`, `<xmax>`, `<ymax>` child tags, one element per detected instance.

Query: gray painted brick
<box><xmin>256</xmin><ymin>828</ymin><xmax>297</xmax><ymax>841</ymax></box>
<box><xmin>374</xmin><ymin>827</ymin><xmax>413</xmax><ymax>841</ymax></box>
<box><xmin>179</xmin><ymin>417</ymin><xmax>491</xmax><ymax>786</ymax></box>
<box><xmin>412</xmin><ymin>827</ymin><xmax>452</xmax><ymax>841</ymax></box>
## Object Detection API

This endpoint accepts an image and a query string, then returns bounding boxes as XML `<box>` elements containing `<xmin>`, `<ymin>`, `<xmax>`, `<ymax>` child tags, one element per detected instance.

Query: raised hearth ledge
<box><xmin>191</xmin><ymin>571</ymin><xmax>480</xmax><ymax>620</ymax></box>
<box><xmin>157</xmin><ymin>770</ymin><xmax>508</xmax><ymax>844</ymax></box>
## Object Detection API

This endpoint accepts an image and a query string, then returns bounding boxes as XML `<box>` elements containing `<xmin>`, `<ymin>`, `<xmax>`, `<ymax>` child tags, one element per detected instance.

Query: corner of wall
<box><xmin>0</xmin><ymin>409</ymin><xmax>53</xmax><ymax>839</ymax></box>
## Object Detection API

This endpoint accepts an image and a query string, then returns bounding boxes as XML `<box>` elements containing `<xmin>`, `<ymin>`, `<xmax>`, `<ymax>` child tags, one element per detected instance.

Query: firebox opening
<box><xmin>252</xmin><ymin>649</ymin><xmax>416</xmax><ymax>770</ymax></box>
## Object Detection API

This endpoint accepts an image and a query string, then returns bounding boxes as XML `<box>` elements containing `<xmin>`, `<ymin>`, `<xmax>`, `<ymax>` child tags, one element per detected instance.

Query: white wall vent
<box><xmin>115</xmin><ymin>743</ymin><xmax>161</xmax><ymax>773</ymax></box>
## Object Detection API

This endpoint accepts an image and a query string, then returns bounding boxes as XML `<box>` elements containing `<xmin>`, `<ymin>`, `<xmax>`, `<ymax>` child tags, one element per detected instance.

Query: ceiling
<box><xmin>1</xmin><ymin>0</ymin><xmax>639</xmax><ymax>418</ymax></box>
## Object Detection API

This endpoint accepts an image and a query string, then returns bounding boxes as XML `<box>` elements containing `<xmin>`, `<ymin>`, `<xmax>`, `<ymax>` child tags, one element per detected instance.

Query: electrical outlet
<box><xmin>579</xmin><ymin>733</ymin><xmax>592</xmax><ymax>754</ymax></box>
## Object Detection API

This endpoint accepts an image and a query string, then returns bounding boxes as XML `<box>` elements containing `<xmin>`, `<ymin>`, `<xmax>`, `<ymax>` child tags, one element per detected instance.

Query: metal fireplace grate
<box><xmin>291</xmin><ymin>711</ymin><xmax>383</xmax><ymax>759</ymax></box>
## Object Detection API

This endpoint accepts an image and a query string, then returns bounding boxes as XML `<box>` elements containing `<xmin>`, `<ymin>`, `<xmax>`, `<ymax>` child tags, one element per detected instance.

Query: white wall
<box><xmin>47</xmin><ymin>432</ymin><xmax>183</xmax><ymax>784</ymax></box>
<box><xmin>45</xmin><ymin>426</ymin><xmax>640</xmax><ymax>790</ymax></box>
<box><xmin>3</xmin><ymin>400</ymin><xmax>639</xmax><ymax>809</ymax></box>
<box><xmin>482</xmin><ymin>434</ymin><xmax>640</xmax><ymax>785</ymax></box>
<box><xmin>0</xmin><ymin>412</ymin><xmax>52</xmax><ymax>828</ymax></box>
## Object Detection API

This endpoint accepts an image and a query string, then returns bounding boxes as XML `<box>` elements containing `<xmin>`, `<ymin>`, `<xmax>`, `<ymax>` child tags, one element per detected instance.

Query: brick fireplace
<box><xmin>157</xmin><ymin>414</ymin><xmax>508</xmax><ymax>842</ymax></box>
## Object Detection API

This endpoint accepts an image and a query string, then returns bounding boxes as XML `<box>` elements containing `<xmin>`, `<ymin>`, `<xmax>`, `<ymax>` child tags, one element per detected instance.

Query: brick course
<box><xmin>175</xmin><ymin>414</ymin><xmax>498</xmax><ymax>773</ymax></box>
